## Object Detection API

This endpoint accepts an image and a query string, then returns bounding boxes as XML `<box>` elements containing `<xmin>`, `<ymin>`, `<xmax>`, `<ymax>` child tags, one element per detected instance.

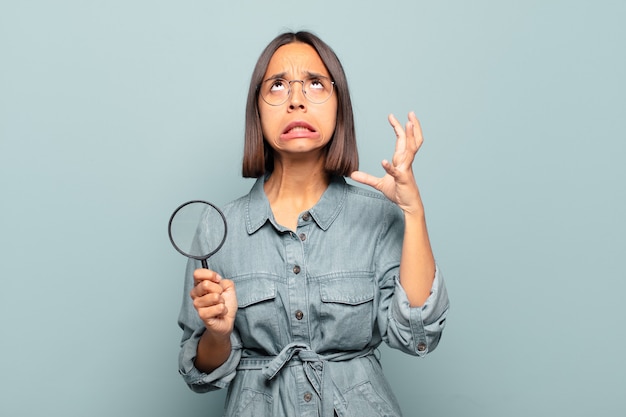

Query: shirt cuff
<box><xmin>178</xmin><ymin>329</ymin><xmax>242</xmax><ymax>392</ymax></box>
<box><xmin>390</xmin><ymin>265</ymin><xmax>449</xmax><ymax>356</ymax></box>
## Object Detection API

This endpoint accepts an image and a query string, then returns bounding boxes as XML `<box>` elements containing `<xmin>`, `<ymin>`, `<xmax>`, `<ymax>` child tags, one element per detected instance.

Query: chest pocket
<box><xmin>235</xmin><ymin>277</ymin><xmax>280</xmax><ymax>350</ymax></box>
<box><xmin>320</xmin><ymin>277</ymin><xmax>375</xmax><ymax>350</ymax></box>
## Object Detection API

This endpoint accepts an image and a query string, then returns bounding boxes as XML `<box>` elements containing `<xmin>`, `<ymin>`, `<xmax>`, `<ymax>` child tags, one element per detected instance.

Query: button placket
<box><xmin>284</xmin><ymin>221</ymin><xmax>308</xmax><ymax>340</ymax></box>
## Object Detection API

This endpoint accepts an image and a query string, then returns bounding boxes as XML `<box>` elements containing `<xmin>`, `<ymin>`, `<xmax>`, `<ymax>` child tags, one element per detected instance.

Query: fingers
<box><xmin>388</xmin><ymin>113</ymin><xmax>402</xmax><ymax>136</ymax></box>
<box><xmin>388</xmin><ymin>114</ymin><xmax>406</xmax><ymax>158</ymax></box>
<box><xmin>390</xmin><ymin>111</ymin><xmax>424</xmax><ymax>164</ymax></box>
<box><xmin>191</xmin><ymin>269</ymin><xmax>226</xmax><ymax>311</ymax></box>
<box><xmin>219</xmin><ymin>278</ymin><xmax>237</xmax><ymax>293</ymax></box>
<box><xmin>196</xmin><ymin>298</ymin><xmax>229</xmax><ymax>323</ymax></box>
<box><xmin>350</xmin><ymin>170</ymin><xmax>381</xmax><ymax>189</ymax></box>
<box><xmin>192</xmin><ymin>287</ymin><xmax>230</xmax><ymax>328</ymax></box>
<box><xmin>407</xmin><ymin>111</ymin><xmax>424</xmax><ymax>151</ymax></box>
<box><xmin>193</xmin><ymin>268</ymin><xmax>222</xmax><ymax>286</ymax></box>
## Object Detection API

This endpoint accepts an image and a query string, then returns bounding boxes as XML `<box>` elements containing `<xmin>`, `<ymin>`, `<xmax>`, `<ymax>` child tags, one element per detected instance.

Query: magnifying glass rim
<box><xmin>168</xmin><ymin>200</ymin><xmax>228</xmax><ymax>262</ymax></box>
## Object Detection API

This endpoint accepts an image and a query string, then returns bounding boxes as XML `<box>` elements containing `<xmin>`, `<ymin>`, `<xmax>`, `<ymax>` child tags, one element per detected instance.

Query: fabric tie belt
<box><xmin>237</xmin><ymin>342</ymin><xmax>375</xmax><ymax>416</ymax></box>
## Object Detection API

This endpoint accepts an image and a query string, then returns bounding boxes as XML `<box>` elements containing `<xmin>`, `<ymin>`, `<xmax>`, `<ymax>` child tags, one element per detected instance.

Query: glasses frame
<box><xmin>259</xmin><ymin>76</ymin><xmax>335</xmax><ymax>106</ymax></box>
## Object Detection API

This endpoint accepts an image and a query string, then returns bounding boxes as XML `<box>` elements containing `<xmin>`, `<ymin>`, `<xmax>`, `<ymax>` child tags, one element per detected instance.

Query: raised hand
<box><xmin>350</xmin><ymin>112</ymin><xmax>425</xmax><ymax>215</ymax></box>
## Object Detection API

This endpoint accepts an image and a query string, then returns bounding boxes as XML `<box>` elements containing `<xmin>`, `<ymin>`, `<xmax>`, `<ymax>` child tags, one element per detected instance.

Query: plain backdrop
<box><xmin>1</xmin><ymin>1</ymin><xmax>624</xmax><ymax>416</ymax></box>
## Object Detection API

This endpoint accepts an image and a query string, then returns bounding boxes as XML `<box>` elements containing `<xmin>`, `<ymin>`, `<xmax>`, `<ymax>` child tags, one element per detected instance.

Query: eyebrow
<box><xmin>264</xmin><ymin>71</ymin><xmax>330</xmax><ymax>81</ymax></box>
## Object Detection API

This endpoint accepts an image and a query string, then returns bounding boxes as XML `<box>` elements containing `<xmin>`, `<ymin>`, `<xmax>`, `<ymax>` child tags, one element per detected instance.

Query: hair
<box><xmin>242</xmin><ymin>31</ymin><xmax>358</xmax><ymax>178</ymax></box>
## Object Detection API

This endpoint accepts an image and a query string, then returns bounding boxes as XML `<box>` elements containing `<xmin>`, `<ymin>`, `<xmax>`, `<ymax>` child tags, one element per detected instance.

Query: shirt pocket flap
<box><xmin>320</xmin><ymin>278</ymin><xmax>374</xmax><ymax>305</ymax></box>
<box><xmin>236</xmin><ymin>278</ymin><xmax>276</xmax><ymax>308</ymax></box>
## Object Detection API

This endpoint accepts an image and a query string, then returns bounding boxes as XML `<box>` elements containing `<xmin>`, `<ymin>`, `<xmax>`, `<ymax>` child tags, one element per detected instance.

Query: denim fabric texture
<box><xmin>178</xmin><ymin>175</ymin><xmax>449</xmax><ymax>417</ymax></box>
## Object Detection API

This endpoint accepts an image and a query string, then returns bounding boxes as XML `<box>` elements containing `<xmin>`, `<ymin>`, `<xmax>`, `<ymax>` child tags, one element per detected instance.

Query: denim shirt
<box><xmin>178</xmin><ymin>175</ymin><xmax>449</xmax><ymax>417</ymax></box>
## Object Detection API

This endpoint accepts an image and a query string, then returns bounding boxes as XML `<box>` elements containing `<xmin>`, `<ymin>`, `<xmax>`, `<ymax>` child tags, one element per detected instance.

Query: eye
<box><xmin>308</xmin><ymin>78</ymin><xmax>325</xmax><ymax>91</ymax></box>
<box><xmin>269</xmin><ymin>79</ymin><xmax>287</xmax><ymax>93</ymax></box>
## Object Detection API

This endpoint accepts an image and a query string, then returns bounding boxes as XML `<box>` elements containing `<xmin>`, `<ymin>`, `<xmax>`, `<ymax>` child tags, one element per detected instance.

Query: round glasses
<box><xmin>259</xmin><ymin>76</ymin><xmax>335</xmax><ymax>106</ymax></box>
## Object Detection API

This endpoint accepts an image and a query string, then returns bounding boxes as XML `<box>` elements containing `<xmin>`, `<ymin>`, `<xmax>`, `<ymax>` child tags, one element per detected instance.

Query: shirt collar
<box><xmin>245</xmin><ymin>175</ymin><xmax>348</xmax><ymax>234</ymax></box>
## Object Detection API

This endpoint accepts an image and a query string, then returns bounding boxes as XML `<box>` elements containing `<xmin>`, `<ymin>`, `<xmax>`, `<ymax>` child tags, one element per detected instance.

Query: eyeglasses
<box><xmin>259</xmin><ymin>76</ymin><xmax>335</xmax><ymax>106</ymax></box>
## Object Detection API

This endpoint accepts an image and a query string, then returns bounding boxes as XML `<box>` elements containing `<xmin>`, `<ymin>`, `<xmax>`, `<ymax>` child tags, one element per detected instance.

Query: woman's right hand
<box><xmin>190</xmin><ymin>268</ymin><xmax>238</xmax><ymax>337</ymax></box>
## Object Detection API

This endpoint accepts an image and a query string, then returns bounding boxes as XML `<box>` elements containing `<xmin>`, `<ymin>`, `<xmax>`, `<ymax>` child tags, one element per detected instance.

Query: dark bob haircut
<box><xmin>242</xmin><ymin>31</ymin><xmax>358</xmax><ymax>178</ymax></box>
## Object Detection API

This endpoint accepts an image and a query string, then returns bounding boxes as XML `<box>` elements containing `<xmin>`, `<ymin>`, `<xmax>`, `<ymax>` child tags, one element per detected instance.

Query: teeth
<box><xmin>288</xmin><ymin>126</ymin><xmax>310</xmax><ymax>133</ymax></box>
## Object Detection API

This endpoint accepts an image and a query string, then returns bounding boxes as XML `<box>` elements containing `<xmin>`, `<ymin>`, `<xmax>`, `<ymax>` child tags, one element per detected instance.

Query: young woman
<box><xmin>178</xmin><ymin>31</ymin><xmax>449</xmax><ymax>417</ymax></box>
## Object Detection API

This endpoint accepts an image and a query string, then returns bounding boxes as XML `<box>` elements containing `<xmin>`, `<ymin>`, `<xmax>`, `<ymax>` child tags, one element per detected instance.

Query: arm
<box><xmin>399</xmin><ymin>201</ymin><xmax>435</xmax><ymax>306</ymax></box>
<box><xmin>351</xmin><ymin>112</ymin><xmax>435</xmax><ymax>306</ymax></box>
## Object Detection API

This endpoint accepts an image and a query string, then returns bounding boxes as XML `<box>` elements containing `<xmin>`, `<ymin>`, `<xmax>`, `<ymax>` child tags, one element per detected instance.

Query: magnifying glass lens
<box><xmin>168</xmin><ymin>201</ymin><xmax>227</xmax><ymax>268</ymax></box>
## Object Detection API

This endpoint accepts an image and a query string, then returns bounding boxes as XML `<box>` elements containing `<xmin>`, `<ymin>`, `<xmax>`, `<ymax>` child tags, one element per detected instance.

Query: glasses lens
<box><xmin>261</xmin><ymin>79</ymin><xmax>289</xmax><ymax>106</ymax></box>
<box><xmin>304</xmin><ymin>77</ymin><xmax>333</xmax><ymax>104</ymax></box>
<box><xmin>261</xmin><ymin>77</ymin><xmax>334</xmax><ymax>106</ymax></box>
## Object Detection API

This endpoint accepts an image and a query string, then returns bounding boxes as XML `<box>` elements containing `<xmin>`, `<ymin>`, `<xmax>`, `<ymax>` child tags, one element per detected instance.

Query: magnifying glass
<box><xmin>168</xmin><ymin>200</ymin><xmax>227</xmax><ymax>269</ymax></box>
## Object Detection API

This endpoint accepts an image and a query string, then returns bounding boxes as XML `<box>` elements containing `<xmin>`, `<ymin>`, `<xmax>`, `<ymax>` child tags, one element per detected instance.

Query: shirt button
<box><xmin>293</xmin><ymin>265</ymin><xmax>301</xmax><ymax>274</ymax></box>
<box><xmin>302</xmin><ymin>212</ymin><xmax>311</xmax><ymax>221</ymax></box>
<box><xmin>417</xmin><ymin>342</ymin><xmax>427</xmax><ymax>352</ymax></box>
<box><xmin>299</xmin><ymin>233</ymin><xmax>306</xmax><ymax>241</ymax></box>
<box><xmin>295</xmin><ymin>310</ymin><xmax>304</xmax><ymax>320</ymax></box>
<box><xmin>303</xmin><ymin>392</ymin><xmax>312</xmax><ymax>402</ymax></box>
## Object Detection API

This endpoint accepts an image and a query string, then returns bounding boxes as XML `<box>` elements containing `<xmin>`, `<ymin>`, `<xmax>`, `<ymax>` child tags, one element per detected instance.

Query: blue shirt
<box><xmin>178</xmin><ymin>175</ymin><xmax>449</xmax><ymax>417</ymax></box>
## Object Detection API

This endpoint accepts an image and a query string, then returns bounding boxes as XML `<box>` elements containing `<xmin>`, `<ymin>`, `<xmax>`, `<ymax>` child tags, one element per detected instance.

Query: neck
<box><xmin>265</xmin><ymin>158</ymin><xmax>329</xmax><ymax>204</ymax></box>
<box><xmin>264</xmin><ymin>156</ymin><xmax>330</xmax><ymax>229</ymax></box>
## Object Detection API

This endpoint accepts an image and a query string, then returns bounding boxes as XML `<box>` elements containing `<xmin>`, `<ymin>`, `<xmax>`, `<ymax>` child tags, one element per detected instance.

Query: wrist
<box><xmin>202</xmin><ymin>328</ymin><xmax>232</xmax><ymax>345</ymax></box>
<box><xmin>402</xmin><ymin>204</ymin><xmax>426</xmax><ymax>219</ymax></box>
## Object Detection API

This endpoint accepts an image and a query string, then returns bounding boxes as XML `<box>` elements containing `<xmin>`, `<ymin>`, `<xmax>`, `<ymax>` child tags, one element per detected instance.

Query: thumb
<box><xmin>350</xmin><ymin>171</ymin><xmax>380</xmax><ymax>189</ymax></box>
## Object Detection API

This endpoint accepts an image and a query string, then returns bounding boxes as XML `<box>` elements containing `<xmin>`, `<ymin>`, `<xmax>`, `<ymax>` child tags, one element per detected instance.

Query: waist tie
<box><xmin>237</xmin><ymin>343</ymin><xmax>375</xmax><ymax>417</ymax></box>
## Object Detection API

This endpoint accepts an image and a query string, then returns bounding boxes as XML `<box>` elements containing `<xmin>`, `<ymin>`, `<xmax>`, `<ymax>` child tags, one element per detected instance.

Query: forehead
<box><xmin>264</xmin><ymin>42</ymin><xmax>329</xmax><ymax>78</ymax></box>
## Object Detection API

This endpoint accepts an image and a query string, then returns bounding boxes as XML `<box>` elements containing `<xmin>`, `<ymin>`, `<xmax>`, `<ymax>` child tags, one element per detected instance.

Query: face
<box><xmin>258</xmin><ymin>42</ymin><xmax>338</xmax><ymax>159</ymax></box>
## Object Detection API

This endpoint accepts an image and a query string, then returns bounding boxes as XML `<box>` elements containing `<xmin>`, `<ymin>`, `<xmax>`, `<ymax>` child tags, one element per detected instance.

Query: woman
<box><xmin>178</xmin><ymin>31</ymin><xmax>449</xmax><ymax>417</ymax></box>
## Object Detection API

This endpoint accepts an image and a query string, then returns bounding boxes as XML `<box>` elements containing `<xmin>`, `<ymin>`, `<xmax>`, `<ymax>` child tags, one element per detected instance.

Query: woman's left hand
<box><xmin>350</xmin><ymin>111</ymin><xmax>425</xmax><ymax>215</ymax></box>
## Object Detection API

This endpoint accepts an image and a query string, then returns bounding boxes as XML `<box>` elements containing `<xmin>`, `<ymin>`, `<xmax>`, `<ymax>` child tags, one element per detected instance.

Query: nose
<box><xmin>288</xmin><ymin>80</ymin><xmax>306</xmax><ymax>109</ymax></box>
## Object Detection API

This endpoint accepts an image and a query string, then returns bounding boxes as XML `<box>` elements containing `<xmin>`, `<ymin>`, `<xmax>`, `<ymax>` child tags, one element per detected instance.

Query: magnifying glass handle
<box><xmin>201</xmin><ymin>259</ymin><xmax>208</xmax><ymax>269</ymax></box>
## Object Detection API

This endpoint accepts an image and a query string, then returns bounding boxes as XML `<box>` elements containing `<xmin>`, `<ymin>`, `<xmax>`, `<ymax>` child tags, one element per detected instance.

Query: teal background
<box><xmin>1</xmin><ymin>1</ymin><xmax>624</xmax><ymax>416</ymax></box>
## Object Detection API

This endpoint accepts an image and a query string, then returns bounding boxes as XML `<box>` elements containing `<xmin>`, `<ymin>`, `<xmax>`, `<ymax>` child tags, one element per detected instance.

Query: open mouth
<box><xmin>283</xmin><ymin>122</ymin><xmax>316</xmax><ymax>134</ymax></box>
